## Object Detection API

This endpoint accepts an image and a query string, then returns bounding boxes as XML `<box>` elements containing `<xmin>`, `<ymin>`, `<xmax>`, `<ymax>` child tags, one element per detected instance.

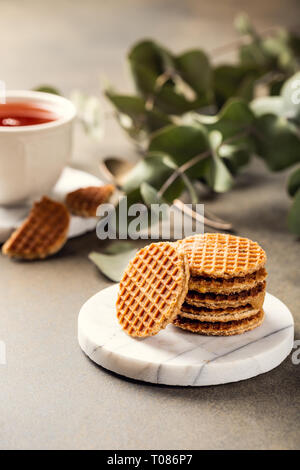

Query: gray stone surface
<box><xmin>0</xmin><ymin>0</ymin><xmax>299</xmax><ymax>450</ymax></box>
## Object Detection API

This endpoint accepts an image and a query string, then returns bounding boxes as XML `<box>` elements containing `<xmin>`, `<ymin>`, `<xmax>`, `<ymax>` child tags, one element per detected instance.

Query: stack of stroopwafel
<box><xmin>174</xmin><ymin>233</ymin><xmax>267</xmax><ymax>336</ymax></box>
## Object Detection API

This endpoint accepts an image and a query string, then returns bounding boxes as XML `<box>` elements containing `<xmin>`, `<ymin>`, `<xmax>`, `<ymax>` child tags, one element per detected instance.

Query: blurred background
<box><xmin>2</xmin><ymin>0</ymin><xmax>300</xmax><ymax>171</ymax></box>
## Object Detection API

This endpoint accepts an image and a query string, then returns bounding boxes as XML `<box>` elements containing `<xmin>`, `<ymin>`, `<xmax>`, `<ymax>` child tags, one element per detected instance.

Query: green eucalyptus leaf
<box><xmin>89</xmin><ymin>248</ymin><xmax>137</xmax><ymax>282</ymax></box>
<box><xmin>215</xmin><ymin>99</ymin><xmax>255</xmax><ymax>138</ymax></box>
<box><xmin>198</xmin><ymin>99</ymin><xmax>255</xmax><ymax>140</ymax></box>
<box><xmin>238</xmin><ymin>40</ymin><xmax>271</xmax><ymax>69</ymax></box>
<box><xmin>129</xmin><ymin>62</ymin><xmax>158</xmax><ymax>95</ymax></box>
<box><xmin>129</xmin><ymin>40</ymin><xmax>173</xmax><ymax>76</ymax></box>
<box><xmin>154</xmin><ymin>83</ymin><xmax>199</xmax><ymax>115</ymax></box>
<box><xmin>103</xmin><ymin>241</ymin><xmax>136</xmax><ymax>255</ymax></box>
<box><xmin>128</xmin><ymin>40</ymin><xmax>174</xmax><ymax>95</ymax></box>
<box><xmin>149</xmin><ymin>124</ymin><xmax>210</xmax><ymax>177</ymax></box>
<box><xmin>214</xmin><ymin>65</ymin><xmax>258</xmax><ymax>106</ymax></box>
<box><xmin>254</xmin><ymin>114</ymin><xmax>300</xmax><ymax>171</ymax></box>
<box><xmin>34</xmin><ymin>85</ymin><xmax>61</xmax><ymax>95</ymax></box>
<box><xmin>287</xmin><ymin>167</ymin><xmax>300</xmax><ymax>197</ymax></box>
<box><xmin>122</xmin><ymin>152</ymin><xmax>184</xmax><ymax>203</ymax></box>
<box><xmin>287</xmin><ymin>188</ymin><xmax>300</xmax><ymax>236</ymax></box>
<box><xmin>263</xmin><ymin>30</ymin><xmax>299</xmax><ymax>72</ymax></box>
<box><xmin>204</xmin><ymin>155</ymin><xmax>233</xmax><ymax>193</ymax></box>
<box><xmin>207</xmin><ymin>131</ymin><xmax>234</xmax><ymax>192</ymax></box>
<box><xmin>219</xmin><ymin>136</ymin><xmax>253</xmax><ymax>174</ymax></box>
<box><xmin>140</xmin><ymin>182</ymin><xmax>163</xmax><ymax>205</ymax></box>
<box><xmin>128</xmin><ymin>40</ymin><xmax>207</xmax><ymax>115</ymax></box>
<box><xmin>160</xmin><ymin>155</ymin><xmax>199</xmax><ymax>204</ymax></box>
<box><xmin>106</xmin><ymin>92</ymin><xmax>171</xmax><ymax>133</ymax></box>
<box><xmin>175</xmin><ymin>49</ymin><xmax>212</xmax><ymax>98</ymax></box>
<box><xmin>146</xmin><ymin>107</ymin><xmax>172</xmax><ymax>131</ymax></box>
<box><xmin>106</xmin><ymin>93</ymin><xmax>145</xmax><ymax>117</ymax></box>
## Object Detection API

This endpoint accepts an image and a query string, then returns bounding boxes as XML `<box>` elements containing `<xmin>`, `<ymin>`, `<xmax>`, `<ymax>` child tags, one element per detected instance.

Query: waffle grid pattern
<box><xmin>180</xmin><ymin>233</ymin><xmax>266</xmax><ymax>278</ymax></box>
<box><xmin>116</xmin><ymin>242</ymin><xmax>187</xmax><ymax>337</ymax></box>
<box><xmin>175</xmin><ymin>234</ymin><xmax>266</xmax><ymax>334</ymax></box>
<box><xmin>66</xmin><ymin>185</ymin><xmax>115</xmax><ymax>217</ymax></box>
<box><xmin>2</xmin><ymin>197</ymin><xmax>70</xmax><ymax>259</ymax></box>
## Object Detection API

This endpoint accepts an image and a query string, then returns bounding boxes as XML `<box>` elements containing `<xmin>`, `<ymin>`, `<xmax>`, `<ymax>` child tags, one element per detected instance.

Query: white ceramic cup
<box><xmin>0</xmin><ymin>90</ymin><xmax>76</xmax><ymax>206</ymax></box>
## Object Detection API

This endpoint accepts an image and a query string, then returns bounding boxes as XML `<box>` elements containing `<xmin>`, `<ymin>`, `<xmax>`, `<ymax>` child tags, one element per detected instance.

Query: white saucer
<box><xmin>78</xmin><ymin>284</ymin><xmax>294</xmax><ymax>386</ymax></box>
<box><xmin>0</xmin><ymin>167</ymin><xmax>103</xmax><ymax>243</ymax></box>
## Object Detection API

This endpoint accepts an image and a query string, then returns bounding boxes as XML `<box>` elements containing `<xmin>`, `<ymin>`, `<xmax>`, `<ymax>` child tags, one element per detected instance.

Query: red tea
<box><xmin>0</xmin><ymin>102</ymin><xmax>58</xmax><ymax>127</ymax></box>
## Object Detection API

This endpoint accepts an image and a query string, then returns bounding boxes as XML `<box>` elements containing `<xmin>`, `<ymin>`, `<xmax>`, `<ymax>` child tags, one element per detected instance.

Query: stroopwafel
<box><xmin>116</xmin><ymin>242</ymin><xmax>189</xmax><ymax>337</ymax></box>
<box><xmin>188</xmin><ymin>268</ymin><xmax>267</xmax><ymax>294</ymax></box>
<box><xmin>185</xmin><ymin>282</ymin><xmax>266</xmax><ymax>309</ymax></box>
<box><xmin>178</xmin><ymin>233</ymin><xmax>267</xmax><ymax>279</ymax></box>
<box><xmin>180</xmin><ymin>302</ymin><xmax>259</xmax><ymax>322</ymax></box>
<box><xmin>2</xmin><ymin>196</ymin><xmax>70</xmax><ymax>260</ymax></box>
<box><xmin>173</xmin><ymin>310</ymin><xmax>265</xmax><ymax>336</ymax></box>
<box><xmin>66</xmin><ymin>184</ymin><xmax>115</xmax><ymax>217</ymax></box>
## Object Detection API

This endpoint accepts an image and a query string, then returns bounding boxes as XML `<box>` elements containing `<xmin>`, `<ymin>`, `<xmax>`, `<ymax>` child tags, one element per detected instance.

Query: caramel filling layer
<box><xmin>187</xmin><ymin>281</ymin><xmax>266</xmax><ymax>302</ymax></box>
<box><xmin>190</xmin><ymin>268</ymin><xmax>267</xmax><ymax>285</ymax></box>
<box><xmin>175</xmin><ymin>310</ymin><xmax>263</xmax><ymax>330</ymax></box>
<box><xmin>182</xmin><ymin>303</ymin><xmax>253</xmax><ymax>314</ymax></box>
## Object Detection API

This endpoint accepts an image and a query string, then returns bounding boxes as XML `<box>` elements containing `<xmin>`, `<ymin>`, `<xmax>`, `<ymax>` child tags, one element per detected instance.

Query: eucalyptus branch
<box><xmin>157</xmin><ymin>149</ymin><xmax>211</xmax><ymax>199</ymax></box>
<box><xmin>145</xmin><ymin>70</ymin><xmax>174</xmax><ymax>111</ymax></box>
<box><xmin>173</xmin><ymin>199</ymin><xmax>232</xmax><ymax>231</ymax></box>
<box><xmin>102</xmin><ymin>17</ymin><xmax>300</xmax><ymax>235</ymax></box>
<box><xmin>158</xmin><ymin>129</ymin><xmax>251</xmax><ymax>199</ymax></box>
<box><xmin>180</xmin><ymin>173</ymin><xmax>199</xmax><ymax>204</ymax></box>
<box><xmin>254</xmin><ymin>71</ymin><xmax>286</xmax><ymax>86</ymax></box>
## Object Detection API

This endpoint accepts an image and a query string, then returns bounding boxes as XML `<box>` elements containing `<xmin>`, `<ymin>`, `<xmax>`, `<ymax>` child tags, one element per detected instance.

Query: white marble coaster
<box><xmin>0</xmin><ymin>167</ymin><xmax>103</xmax><ymax>243</ymax></box>
<box><xmin>78</xmin><ymin>284</ymin><xmax>294</xmax><ymax>386</ymax></box>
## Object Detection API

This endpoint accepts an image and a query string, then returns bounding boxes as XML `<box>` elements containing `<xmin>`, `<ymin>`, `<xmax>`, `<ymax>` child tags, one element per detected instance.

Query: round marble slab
<box><xmin>0</xmin><ymin>167</ymin><xmax>103</xmax><ymax>243</ymax></box>
<box><xmin>78</xmin><ymin>284</ymin><xmax>294</xmax><ymax>386</ymax></box>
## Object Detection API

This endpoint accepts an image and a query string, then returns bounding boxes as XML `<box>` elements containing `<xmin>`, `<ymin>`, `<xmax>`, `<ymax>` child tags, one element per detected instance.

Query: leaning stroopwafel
<box><xmin>2</xmin><ymin>196</ymin><xmax>70</xmax><ymax>260</ymax></box>
<box><xmin>173</xmin><ymin>310</ymin><xmax>265</xmax><ymax>336</ymax></box>
<box><xmin>178</xmin><ymin>233</ymin><xmax>267</xmax><ymax>279</ymax></box>
<box><xmin>116</xmin><ymin>242</ymin><xmax>189</xmax><ymax>337</ymax></box>
<box><xmin>66</xmin><ymin>184</ymin><xmax>115</xmax><ymax>217</ymax></box>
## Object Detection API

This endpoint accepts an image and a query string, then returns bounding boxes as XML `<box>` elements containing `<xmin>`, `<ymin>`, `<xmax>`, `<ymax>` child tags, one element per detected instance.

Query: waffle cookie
<box><xmin>188</xmin><ymin>268</ymin><xmax>267</xmax><ymax>294</ymax></box>
<box><xmin>180</xmin><ymin>302</ymin><xmax>260</xmax><ymax>322</ymax></box>
<box><xmin>2</xmin><ymin>196</ymin><xmax>70</xmax><ymax>260</ymax></box>
<box><xmin>178</xmin><ymin>233</ymin><xmax>266</xmax><ymax>279</ymax></box>
<box><xmin>173</xmin><ymin>310</ymin><xmax>265</xmax><ymax>336</ymax></box>
<box><xmin>66</xmin><ymin>184</ymin><xmax>115</xmax><ymax>217</ymax></box>
<box><xmin>174</xmin><ymin>233</ymin><xmax>267</xmax><ymax>335</ymax></box>
<box><xmin>185</xmin><ymin>282</ymin><xmax>266</xmax><ymax>309</ymax></box>
<box><xmin>116</xmin><ymin>242</ymin><xmax>189</xmax><ymax>337</ymax></box>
